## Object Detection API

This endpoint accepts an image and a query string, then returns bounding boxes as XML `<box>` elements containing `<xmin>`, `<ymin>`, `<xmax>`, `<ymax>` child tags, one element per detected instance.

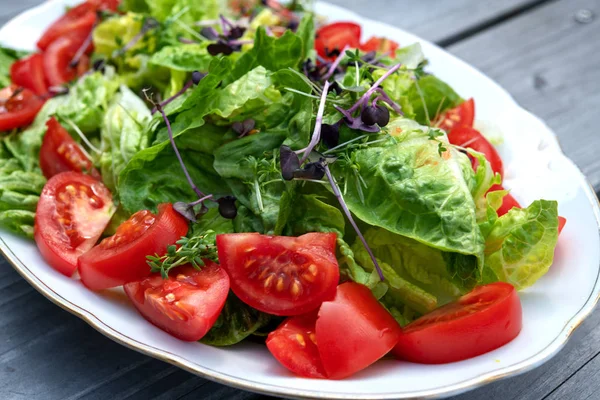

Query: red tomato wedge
<box><xmin>40</xmin><ymin>117</ymin><xmax>100</xmax><ymax>180</ymax></box>
<box><xmin>79</xmin><ymin>203</ymin><xmax>189</xmax><ymax>291</ymax></box>
<box><xmin>558</xmin><ymin>216</ymin><xmax>567</xmax><ymax>234</ymax></box>
<box><xmin>89</xmin><ymin>0</ymin><xmax>121</xmax><ymax>11</ymax></box>
<box><xmin>43</xmin><ymin>32</ymin><xmax>90</xmax><ymax>87</ymax></box>
<box><xmin>436</xmin><ymin>98</ymin><xmax>475</xmax><ymax>132</ymax></box>
<box><xmin>266</xmin><ymin>311</ymin><xmax>326</xmax><ymax>379</ymax></box>
<box><xmin>216</xmin><ymin>232</ymin><xmax>339</xmax><ymax>316</ymax></box>
<box><xmin>10</xmin><ymin>54</ymin><xmax>48</xmax><ymax>96</ymax></box>
<box><xmin>448</xmin><ymin>126</ymin><xmax>504</xmax><ymax>177</ymax></box>
<box><xmin>360</xmin><ymin>36</ymin><xmax>399</xmax><ymax>55</ymax></box>
<box><xmin>315</xmin><ymin>22</ymin><xmax>361</xmax><ymax>60</ymax></box>
<box><xmin>34</xmin><ymin>172</ymin><xmax>114</xmax><ymax>276</ymax></box>
<box><xmin>488</xmin><ymin>184</ymin><xmax>521</xmax><ymax>217</ymax></box>
<box><xmin>37</xmin><ymin>2</ymin><xmax>96</xmax><ymax>51</ymax></box>
<box><xmin>0</xmin><ymin>86</ymin><xmax>45</xmax><ymax>132</ymax></box>
<box><xmin>393</xmin><ymin>282</ymin><xmax>522</xmax><ymax>364</ymax></box>
<box><xmin>316</xmin><ymin>282</ymin><xmax>402</xmax><ymax>379</ymax></box>
<box><xmin>124</xmin><ymin>263</ymin><xmax>230</xmax><ymax>341</ymax></box>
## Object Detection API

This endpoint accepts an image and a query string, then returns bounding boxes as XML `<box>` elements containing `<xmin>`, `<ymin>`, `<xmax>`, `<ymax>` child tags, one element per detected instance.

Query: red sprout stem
<box><xmin>348</xmin><ymin>63</ymin><xmax>401</xmax><ymax>114</ymax></box>
<box><xmin>300</xmin><ymin>80</ymin><xmax>330</xmax><ymax>164</ymax></box>
<box><xmin>69</xmin><ymin>30</ymin><xmax>94</xmax><ymax>69</ymax></box>
<box><xmin>151</xmin><ymin>80</ymin><xmax>193</xmax><ymax>114</ymax></box>
<box><xmin>324</xmin><ymin>164</ymin><xmax>384</xmax><ymax>281</ymax></box>
<box><xmin>323</xmin><ymin>45</ymin><xmax>349</xmax><ymax>80</ymax></box>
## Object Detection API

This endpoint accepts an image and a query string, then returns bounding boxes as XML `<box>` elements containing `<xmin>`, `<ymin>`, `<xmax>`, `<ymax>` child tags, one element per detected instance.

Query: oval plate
<box><xmin>1</xmin><ymin>1</ymin><xmax>599</xmax><ymax>399</ymax></box>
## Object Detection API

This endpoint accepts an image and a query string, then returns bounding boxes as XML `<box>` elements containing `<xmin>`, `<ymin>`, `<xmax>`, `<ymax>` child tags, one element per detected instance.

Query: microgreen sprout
<box><xmin>150</xmin><ymin>71</ymin><xmax>206</xmax><ymax>114</ymax></box>
<box><xmin>147</xmin><ymin>233</ymin><xmax>219</xmax><ymax>278</ymax></box>
<box><xmin>201</xmin><ymin>17</ymin><xmax>251</xmax><ymax>56</ymax></box>
<box><xmin>232</xmin><ymin>119</ymin><xmax>256</xmax><ymax>137</ymax></box>
<box><xmin>299</xmin><ymin>80</ymin><xmax>330</xmax><ymax>164</ymax></box>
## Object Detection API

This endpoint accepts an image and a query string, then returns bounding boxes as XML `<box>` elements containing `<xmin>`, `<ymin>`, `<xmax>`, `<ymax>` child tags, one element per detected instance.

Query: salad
<box><xmin>0</xmin><ymin>0</ymin><xmax>568</xmax><ymax>380</ymax></box>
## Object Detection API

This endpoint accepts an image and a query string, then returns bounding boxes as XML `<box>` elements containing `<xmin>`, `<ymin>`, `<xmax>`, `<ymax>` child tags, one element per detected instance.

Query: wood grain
<box><xmin>0</xmin><ymin>0</ymin><xmax>599</xmax><ymax>399</ymax></box>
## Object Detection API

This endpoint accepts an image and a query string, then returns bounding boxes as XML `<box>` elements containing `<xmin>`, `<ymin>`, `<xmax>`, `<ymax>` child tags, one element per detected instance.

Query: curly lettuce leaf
<box><xmin>99</xmin><ymin>85</ymin><xmax>152</xmax><ymax>192</ymax></box>
<box><xmin>483</xmin><ymin>200</ymin><xmax>559</xmax><ymax>290</ymax></box>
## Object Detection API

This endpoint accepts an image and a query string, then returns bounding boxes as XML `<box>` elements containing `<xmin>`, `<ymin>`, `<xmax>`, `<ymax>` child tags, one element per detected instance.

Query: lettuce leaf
<box><xmin>483</xmin><ymin>200</ymin><xmax>559</xmax><ymax>290</ymax></box>
<box><xmin>406</xmin><ymin>75</ymin><xmax>463</xmax><ymax>125</ymax></box>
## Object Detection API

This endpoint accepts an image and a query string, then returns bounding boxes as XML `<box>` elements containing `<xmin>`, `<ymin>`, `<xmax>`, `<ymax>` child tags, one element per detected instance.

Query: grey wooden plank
<box><xmin>545</xmin><ymin>347</ymin><xmax>600</xmax><ymax>400</ymax></box>
<box><xmin>447</xmin><ymin>0</ymin><xmax>600</xmax><ymax>190</ymax></box>
<box><xmin>323</xmin><ymin>0</ymin><xmax>551</xmax><ymax>44</ymax></box>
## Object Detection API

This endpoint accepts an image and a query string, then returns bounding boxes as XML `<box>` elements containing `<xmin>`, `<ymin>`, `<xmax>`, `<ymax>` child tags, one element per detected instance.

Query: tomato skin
<box><xmin>393</xmin><ymin>282</ymin><xmax>522</xmax><ymax>364</ymax></box>
<box><xmin>37</xmin><ymin>2</ymin><xmax>96</xmax><ymax>51</ymax></box>
<box><xmin>488</xmin><ymin>184</ymin><xmax>521</xmax><ymax>217</ymax></box>
<box><xmin>558</xmin><ymin>216</ymin><xmax>567</xmax><ymax>234</ymax></box>
<box><xmin>266</xmin><ymin>311</ymin><xmax>326</xmax><ymax>379</ymax></box>
<box><xmin>43</xmin><ymin>32</ymin><xmax>90</xmax><ymax>87</ymax></box>
<box><xmin>79</xmin><ymin>203</ymin><xmax>189</xmax><ymax>291</ymax></box>
<box><xmin>448</xmin><ymin>126</ymin><xmax>504</xmax><ymax>177</ymax></box>
<box><xmin>34</xmin><ymin>172</ymin><xmax>114</xmax><ymax>276</ymax></box>
<box><xmin>124</xmin><ymin>263</ymin><xmax>230</xmax><ymax>341</ymax></box>
<box><xmin>40</xmin><ymin>117</ymin><xmax>100</xmax><ymax>180</ymax></box>
<box><xmin>315</xmin><ymin>22</ymin><xmax>361</xmax><ymax>59</ymax></box>
<box><xmin>359</xmin><ymin>36</ymin><xmax>399</xmax><ymax>55</ymax></box>
<box><xmin>316</xmin><ymin>283</ymin><xmax>402</xmax><ymax>379</ymax></box>
<box><xmin>437</xmin><ymin>98</ymin><xmax>475</xmax><ymax>132</ymax></box>
<box><xmin>0</xmin><ymin>86</ymin><xmax>45</xmax><ymax>132</ymax></box>
<box><xmin>89</xmin><ymin>0</ymin><xmax>120</xmax><ymax>11</ymax></box>
<box><xmin>10</xmin><ymin>54</ymin><xmax>48</xmax><ymax>96</ymax></box>
<box><xmin>217</xmin><ymin>232</ymin><xmax>339</xmax><ymax>316</ymax></box>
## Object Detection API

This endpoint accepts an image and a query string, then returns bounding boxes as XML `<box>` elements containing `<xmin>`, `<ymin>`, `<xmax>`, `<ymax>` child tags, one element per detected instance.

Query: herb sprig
<box><xmin>147</xmin><ymin>233</ymin><xmax>218</xmax><ymax>279</ymax></box>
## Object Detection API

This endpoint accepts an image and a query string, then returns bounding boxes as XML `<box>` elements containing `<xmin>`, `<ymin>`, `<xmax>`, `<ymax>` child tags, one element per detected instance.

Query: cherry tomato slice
<box><xmin>315</xmin><ymin>22</ymin><xmax>361</xmax><ymax>60</ymax></box>
<box><xmin>393</xmin><ymin>282</ymin><xmax>522</xmax><ymax>364</ymax></box>
<box><xmin>124</xmin><ymin>263</ymin><xmax>230</xmax><ymax>341</ymax></box>
<box><xmin>448</xmin><ymin>126</ymin><xmax>504</xmax><ymax>177</ymax></box>
<box><xmin>10</xmin><ymin>54</ymin><xmax>48</xmax><ymax>96</ymax></box>
<box><xmin>34</xmin><ymin>172</ymin><xmax>114</xmax><ymax>276</ymax></box>
<box><xmin>40</xmin><ymin>117</ymin><xmax>100</xmax><ymax>180</ymax></box>
<box><xmin>316</xmin><ymin>282</ymin><xmax>402</xmax><ymax>379</ymax></box>
<box><xmin>0</xmin><ymin>86</ymin><xmax>45</xmax><ymax>132</ymax></box>
<box><xmin>216</xmin><ymin>232</ymin><xmax>339</xmax><ymax>316</ymax></box>
<box><xmin>78</xmin><ymin>203</ymin><xmax>189</xmax><ymax>291</ymax></box>
<box><xmin>266</xmin><ymin>311</ymin><xmax>326</xmax><ymax>379</ymax></box>
<box><xmin>43</xmin><ymin>32</ymin><xmax>90</xmax><ymax>87</ymax></box>
<box><xmin>37</xmin><ymin>2</ymin><xmax>96</xmax><ymax>51</ymax></box>
<box><xmin>436</xmin><ymin>98</ymin><xmax>475</xmax><ymax>132</ymax></box>
<box><xmin>359</xmin><ymin>36</ymin><xmax>399</xmax><ymax>55</ymax></box>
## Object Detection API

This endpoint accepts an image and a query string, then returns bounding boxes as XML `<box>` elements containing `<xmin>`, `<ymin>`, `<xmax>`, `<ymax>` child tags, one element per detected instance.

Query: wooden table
<box><xmin>1</xmin><ymin>0</ymin><xmax>598</xmax><ymax>399</ymax></box>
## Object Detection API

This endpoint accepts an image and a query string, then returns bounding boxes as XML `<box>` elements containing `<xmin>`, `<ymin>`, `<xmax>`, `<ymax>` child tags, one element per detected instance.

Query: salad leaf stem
<box><xmin>323</xmin><ymin>134</ymin><xmax>369</xmax><ymax>154</ymax></box>
<box><xmin>324</xmin><ymin>164</ymin><xmax>384</xmax><ymax>280</ymax></box>
<box><xmin>300</xmin><ymin>80</ymin><xmax>330</xmax><ymax>164</ymax></box>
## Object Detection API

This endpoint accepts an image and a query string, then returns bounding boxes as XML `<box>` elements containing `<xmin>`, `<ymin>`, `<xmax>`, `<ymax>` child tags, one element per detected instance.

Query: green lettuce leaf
<box><xmin>149</xmin><ymin>43</ymin><xmax>213</xmax><ymax>72</ymax></box>
<box><xmin>145</xmin><ymin>0</ymin><xmax>226</xmax><ymax>22</ymax></box>
<box><xmin>406</xmin><ymin>75</ymin><xmax>463</xmax><ymax>125</ymax></box>
<box><xmin>483</xmin><ymin>200</ymin><xmax>559</xmax><ymax>290</ymax></box>
<box><xmin>99</xmin><ymin>85</ymin><xmax>152</xmax><ymax>192</ymax></box>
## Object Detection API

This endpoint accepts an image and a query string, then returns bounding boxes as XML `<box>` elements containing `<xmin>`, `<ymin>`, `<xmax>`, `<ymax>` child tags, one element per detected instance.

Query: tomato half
<box><xmin>40</xmin><ymin>117</ymin><xmax>100</xmax><ymax>180</ymax></box>
<box><xmin>266</xmin><ymin>311</ymin><xmax>326</xmax><ymax>379</ymax></box>
<box><xmin>37</xmin><ymin>2</ymin><xmax>96</xmax><ymax>51</ymax></box>
<box><xmin>315</xmin><ymin>22</ymin><xmax>361</xmax><ymax>60</ymax></box>
<box><xmin>10</xmin><ymin>54</ymin><xmax>48</xmax><ymax>96</ymax></box>
<box><xmin>393</xmin><ymin>282</ymin><xmax>522</xmax><ymax>364</ymax></box>
<box><xmin>359</xmin><ymin>36</ymin><xmax>399</xmax><ymax>55</ymax></box>
<box><xmin>316</xmin><ymin>282</ymin><xmax>402</xmax><ymax>379</ymax></box>
<box><xmin>448</xmin><ymin>126</ymin><xmax>504</xmax><ymax>177</ymax></box>
<box><xmin>216</xmin><ymin>232</ymin><xmax>339</xmax><ymax>316</ymax></box>
<box><xmin>436</xmin><ymin>98</ymin><xmax>475</xmax><ymax>132</ymax></box>
<box><xmin>79</xmin><ymin>203</ymin><xmax>189</xmax><ymax>291</ymax></box>
<box><xmin>124</xmin><ymin>263</ymin><xmax>230</xmax><ymax>341</ymax></box>
<box><xmin>0</xmin><ymin>86</ymin><xmax>45</xmax><ymax>132</ymax></box>
<box><xmin>34</xmin><ymin>172</ymin><xmax>114</xmax><ymax>276</ymax></box>
<box><xmin>43</xmin><ymin>32</ymin><xmax>90</xmax><ymax>87</ymax></box>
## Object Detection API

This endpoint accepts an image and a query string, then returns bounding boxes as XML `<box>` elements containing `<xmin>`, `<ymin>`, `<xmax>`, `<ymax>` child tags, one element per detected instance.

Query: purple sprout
<box><xmin>299</xmin><ymin>80</ymin><xmax>330</xmax><ymax>164</ymax></box>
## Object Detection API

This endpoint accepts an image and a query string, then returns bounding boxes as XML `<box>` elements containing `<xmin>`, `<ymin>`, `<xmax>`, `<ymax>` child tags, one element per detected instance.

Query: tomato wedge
<box><xmin>393</xmin><ymin>282</ymin><xmax>522</xmax><ymax>364</ymax></box>
<box><xmin>124</xmin><ymin>263</ymin><xmax>230</xmax><ymax>341</ymax></box>
<box><xmin>89</xmin><ymin>0</ymin><xmax>121</xmax><ymax>11</ymax></box>
<box><xmin>436</xmin><ymin>98</ymin><xmax>475</xmax><ymax>132</ymax></box>
<box><xmin>448</xmin><ymin>126</ymin><xmax>504</xmax><ymax>177</ymax></box>
<box><xmin>216</xmin><ymin>232</ymin><xmax>339</xmax><ymax>316</ymax></box>
<box><xmin>558</xmin><ymin>216</ymin><xmax>567</xmax><ymax>234</ymax></box>
<box><xmin>34</xmin><ymin>172</ymin><xmax>114</xmax><ymax>276</ymax></box>
<box><xmin>10</xmin><ymin>54</ymin><xmax>48</xmax><ymax>96</ymax></box>
<box><xmin>79</xmin><ymin>203</ymin><xmax>189</xmax><ymax>290</ymax></box>
<box><xmin>37</xmin><ymin>2</ymin><xmax>96</xmax><ymax>51</ymax></box>
<box><xmin>40</xmin><ymin>117</ymin><xmax>100</xmax><ymax>180</ymax></box>
<box><xmin>315</xmin><ymin>22</ymin><xmax>361</xmax><ymax>60</ymax></box>
<box><xmin>488</xmin><ymin>184</ymin><xmax>521</xmax><ymax>217</ymax></box>
<box><xmin>360</xmin><ymin>36</ymin><xmax>399</xmax><ymax>55</ymax></box>
<box><xmin>43</xmin><ymin>32</ymin><xmax>90</xmax><ymax>87</ymax></box>
<box><xmin>266</xmin><ymin>311</ymin><xmax>326</xmax><ymax>379</ymax></box>
<box><xmin>0</xmin><ymin>86</ymin><xmax>45</xmax><ymax>132</ymax></box>
<box><xmin>316</xmin><ymin>282</ymin><xmax>402</xmax><ymax>379</ymax></box>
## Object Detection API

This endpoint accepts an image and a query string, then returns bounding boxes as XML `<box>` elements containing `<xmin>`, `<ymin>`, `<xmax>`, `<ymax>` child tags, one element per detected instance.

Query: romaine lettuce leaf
<box><xmin>406</xmin><ymin>75</ymin><xmax>463</xmax><ymax>125</ymax></box>
<box><xmin>483</xmin><ymin>199</ymin><xmax>559</xmax><ymax>290</ymax></box>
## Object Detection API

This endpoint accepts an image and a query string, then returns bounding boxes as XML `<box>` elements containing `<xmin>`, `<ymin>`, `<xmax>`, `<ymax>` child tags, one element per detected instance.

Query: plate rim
<box><xmin>1</xmin><ymin>1</ymin><xmax>600</xmax><ymax>399</ymax></box>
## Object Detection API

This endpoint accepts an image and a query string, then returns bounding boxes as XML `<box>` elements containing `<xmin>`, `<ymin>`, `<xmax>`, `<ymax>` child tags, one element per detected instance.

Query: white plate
<box><xmin>1</xmin><ymin>1</ymin><xmax>599</xmax><ymax>399</ymax></box>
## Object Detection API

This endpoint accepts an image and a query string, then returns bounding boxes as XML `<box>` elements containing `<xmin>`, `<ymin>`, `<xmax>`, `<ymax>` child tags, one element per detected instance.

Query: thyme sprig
<box><xmin>147</xmin><ymin>233</ymin><xmax>218</xmax><ymax>279</ymax></box>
